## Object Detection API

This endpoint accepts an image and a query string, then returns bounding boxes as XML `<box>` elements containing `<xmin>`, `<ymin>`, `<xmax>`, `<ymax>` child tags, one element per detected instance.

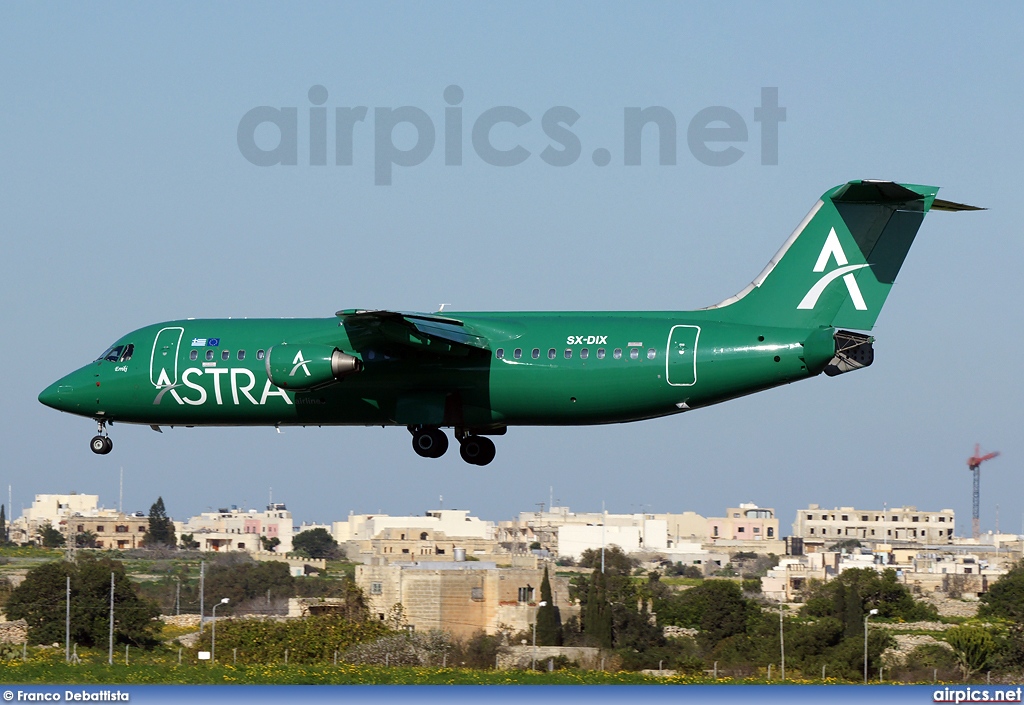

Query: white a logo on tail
<box><xmin>797</xmin><ymin>228</ymin><xmax>869</xmax><ymax>310</ymax></box>
<box><xmin>290</xmin><ymin>350</ymin><xmax>311</xmax><ymax>377</ymax></box>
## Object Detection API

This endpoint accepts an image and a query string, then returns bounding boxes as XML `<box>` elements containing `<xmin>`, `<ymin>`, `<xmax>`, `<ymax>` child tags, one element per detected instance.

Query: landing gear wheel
<box><xmin>459</xmin><ymin>436</ymin><xmax>495</xmax><ymax>466</ymax></box>
<box><xmin>90</xmin><ymin>435</ymin><xmax>112</xmax><ymax>455</ymax></box>
<box><xmin>411</xmin><ymin>427</ymin><xmax>449</xmax><ymax>459</ymax></box>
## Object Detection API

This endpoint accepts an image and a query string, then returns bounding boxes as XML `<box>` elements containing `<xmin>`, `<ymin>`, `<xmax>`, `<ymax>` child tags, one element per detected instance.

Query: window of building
<box><xmin>912</xmin><ymin>516</ymin><xmax>919</xmax><ymax>522</ymax></box>
<box><xmin>809</xmin><ymin>528</ymin><xmax>815</xmax><ymax>535</ymax></box>
<box><xmin>753</xmin><ymin>527</ymin><xmax>760</xmax><ymax>533</ymax></box>
<box><xmin>712</xmin><ymin>525</ymin><xmax>719</xmax><ymax>537</ymax></box>
<box><xmin>96</xmin><ymin>526</ymin><xmax>105</xmax><ymax>533</ymax></box>
<box><xmin>471</xmin><ymin>587</ymin><xmax>484</xmax><ymax>601</ymax></box>
<box><xmin>190</xmin><ymin>350</ymin><xmax>198</xmax><ymax>361</ymax></box>
<box><xmin>371</xmin><ymin>582</ymin><xmax>382</xmax><ymax>595</ymax></box>
<box><xmin>806</xmin><ymin>514</ymin><xmax>812</xmax><ymax>520</ymax></box>
<box><xmin>401</xmin><ymin>548</ymin><xmax>409</xmax><ymax>554</ymax></box>
<box><xmin>138</xmin><ymin>526</ymin><xmax>145</xmax><ymax>532</ymax></box>
<box><xmin>518</xmin><ymin>586</ymin><xmax>534</xmax><ymax>603</ymax></box>
<box><xmin>861</xmin><ymin>515</ymin><xmax>868</xmax><ymax>521</ymax></box>
<box><xmin>115</xmin><ymin>525</ymin><xmax>128</xmax><ymax>533</ymax></box>
<box><xmin>738</xmin><ymin>527</ymin><xmax>745</xmax><ymax>533</ymax></box>
<box><xmin>767</xmin><ymin>527</ymin><xmax>774</xmax><ymax>538</ymax></box>
<box><xmin>420</xmin><ymin>532</ymin><xmax>428</xmax><ymax>540</ymax></box>
<box><xmin>496</xmin><ymin>349</ymin><xmax>504</xmax><ymax>359</ymax></box>
<box><xmin>841</xmin><ymin>515</ymin><xmax>848</xmax><ymax>521</ymax></box>
<box><xmin>76</xmin><ymin>525</ymin><xmax>84</xmax><ymax>532</ymax></box>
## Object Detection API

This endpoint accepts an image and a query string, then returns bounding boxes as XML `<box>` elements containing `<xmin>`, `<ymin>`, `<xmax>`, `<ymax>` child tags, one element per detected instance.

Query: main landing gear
<box><xmin>90</xmin><ymin>419</ymin><xmax>113</xmax><ymax>455</ymax></box>
<box><xmin>408</xmin><ymin>426</ymin><xmax>496</xmax><ymax>466</ymax></box>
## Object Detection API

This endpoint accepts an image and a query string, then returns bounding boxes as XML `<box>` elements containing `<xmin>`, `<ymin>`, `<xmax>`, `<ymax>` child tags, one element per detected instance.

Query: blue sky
<box><xmin>2</xmin><ymin>4</ymin><xmax>1021</xmax><ymax>535</ymax></box>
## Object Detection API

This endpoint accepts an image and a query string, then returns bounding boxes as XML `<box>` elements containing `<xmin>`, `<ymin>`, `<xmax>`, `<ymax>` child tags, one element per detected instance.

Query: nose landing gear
<box><xmin>90</xmin><ymin>419</ymin><xmax>113</xmax><ymax>455</ymax></box>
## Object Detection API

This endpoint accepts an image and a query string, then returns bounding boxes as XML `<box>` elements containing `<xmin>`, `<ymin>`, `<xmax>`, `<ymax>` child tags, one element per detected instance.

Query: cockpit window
<box><xmin>98</xmin><ymin>345</ymin><xmax>124</xmax><ymax>362</ymax></box>
<box><xmin>118</xmin><ymin>344</ymin><xmax>134</xmax><ymax>362</ymax></box>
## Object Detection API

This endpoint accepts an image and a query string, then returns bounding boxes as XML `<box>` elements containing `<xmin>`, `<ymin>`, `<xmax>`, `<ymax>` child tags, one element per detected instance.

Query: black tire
<box><xmin>90</xmin><ymin>436</ymin><xmax>111</xmax><ymax>455</ymax></box>
<box><xmin>412</xmin><ymin>428</ymin><xmax>448</xmax><ymax>459</ymax></box>
<box><xmin>460</xmin><ymin>436</ymin><xmax>495</xmax><ymax>466</ymax></box>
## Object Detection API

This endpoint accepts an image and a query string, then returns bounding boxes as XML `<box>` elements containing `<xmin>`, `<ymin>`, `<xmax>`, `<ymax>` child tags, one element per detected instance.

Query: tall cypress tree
<box><xmin>0</xmin><ymin>503</ymin><xmax>6</xmax><ymax>544</ymax></box>
<box><xmin>144</xmin><ymin>496</ymin><xmax>176</xmax><ymax>547</ymax></box>
<box><xmin>535</xmin><ymin>566</ymin><xmax>563</xmax><ymax>645</ymax></box>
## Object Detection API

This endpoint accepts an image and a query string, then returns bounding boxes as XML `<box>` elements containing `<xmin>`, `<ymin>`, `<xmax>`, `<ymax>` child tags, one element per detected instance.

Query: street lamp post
<box><xmin>863</xmin><ymin>608</ymin><xmax>878</xmax><ymax>684</ymax></box>
<box><xmin>532</xmin><ymin>601</ymin><xmax>547</xmax><ymax>670</ymax></box>
<box><xmin>211</xmin><ymin>597</ymin><xmax>229</xmax><ymax>664</ymax></box>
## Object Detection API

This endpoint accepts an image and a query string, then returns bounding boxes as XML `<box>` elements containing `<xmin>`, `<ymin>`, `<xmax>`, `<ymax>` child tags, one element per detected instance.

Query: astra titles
<box><xmin>152</xmin><ymin>367</ymin><xmax>292</xmax><ymax>406</ymax></box>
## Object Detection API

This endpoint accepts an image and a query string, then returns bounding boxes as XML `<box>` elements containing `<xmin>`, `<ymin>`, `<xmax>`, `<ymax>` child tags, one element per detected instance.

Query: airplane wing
<box><xmin>335</xmin><ymin>309</ymin><xmax>492</xmax><ymax>355</ymax></box>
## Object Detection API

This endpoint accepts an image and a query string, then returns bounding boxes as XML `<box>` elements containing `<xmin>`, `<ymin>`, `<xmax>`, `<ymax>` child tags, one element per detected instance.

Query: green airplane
<box><xmin>39</xmin><ymin>180</ymin><xmax>979</xmax><ymax>465</ymax></box>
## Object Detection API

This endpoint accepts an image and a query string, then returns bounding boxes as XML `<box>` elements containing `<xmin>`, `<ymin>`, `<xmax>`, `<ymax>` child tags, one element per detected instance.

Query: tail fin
<box><xmin>706</xmin><ymin>180</ymin><xmax>980</xmax><ymax>330</ymax></box>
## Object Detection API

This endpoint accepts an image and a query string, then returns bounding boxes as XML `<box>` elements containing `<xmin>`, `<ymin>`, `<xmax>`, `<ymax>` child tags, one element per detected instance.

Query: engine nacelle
<box><xmin>265</xmin><ymin>344</ymin><xmax>361</xmax><ymax>390</ymax></box>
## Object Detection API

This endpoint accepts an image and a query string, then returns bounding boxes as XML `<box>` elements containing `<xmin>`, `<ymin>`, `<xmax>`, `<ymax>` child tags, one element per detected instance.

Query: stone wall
<box><xmin>0</xmin><ymin>620</ymin><xmax>28</xmax><ymax>644</ymax></box>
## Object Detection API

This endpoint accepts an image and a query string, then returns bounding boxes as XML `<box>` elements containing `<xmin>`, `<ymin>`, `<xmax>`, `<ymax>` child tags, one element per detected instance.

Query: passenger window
<box><xmin>206</xmin><ymin>350</ymin><xmax>215</xmax><ymax>361</ymax></box>
<box><xmin>597</xmin><ymin>348</ymin><xmax>606</xmax><ymax>360</ymax></box>
<box><xmin>256</xmin><ymin>350</ymin><xmax>265</xmax><ymax>360</ymax></box>
<box><xmin>237</xmin><ymin>350</ymin><xmax>245</xmax><ymax>360</ymax></box>
<box><xmin>647</xmin><ymin>348</ymin><xmax>656</xmax><ymax>360</ymax></box>
<box><xmin>548</xmin><ymin>348</ymin><xmax>556</xmax><ymax>360</ymax></box>
<box><xmin>190</xmin><ymin>350</ymin><xmax>198</xmax><ymax>361</ymax></box>
<box><xmin>119</xmin><ymin>344</ymin><xmax>134</xmax><ymax>362</ymax></box>
<box><xmin>532</xmin><ymin>348</ymin><xmax>540</xmax><ymax>359</ymax></box>
<box><xmin>564</xmin><ymin>349</ymin><xmax>572</xmax><ymax>359</ymax></box>
<box><xmin>630</xmin><ymin>348</ymin><xmax>639</xmax><ymax>360</ymax></box>
<box><xmin>222</xmin><ymin>350</ymin><xmax>230</xmax><ymax>361</ymax></box>
<box><xmin>496</xmin><ymin>349</ymin><xmax>504</xmax><ymax>359</ymax></box>
<box><xmin>513</xmin><ymin>348</ymin><xmax>522</xmax><ymax>359</ymax></box>
<box><xmin>580</xmin><ymin>348</ymin><xmax>589</xmax><ymax>359</ymax></box>
<box><xmin>613</xmin><ymin>348</ymin><xmax>622</xmax><ymax>360</ymax></box>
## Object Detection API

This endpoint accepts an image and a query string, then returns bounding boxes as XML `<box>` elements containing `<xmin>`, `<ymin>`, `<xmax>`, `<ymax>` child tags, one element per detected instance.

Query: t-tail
<box><xmin>706</xmin><ymin>180</ymin><xmax>982</xmax><ymax>331</ymax></box>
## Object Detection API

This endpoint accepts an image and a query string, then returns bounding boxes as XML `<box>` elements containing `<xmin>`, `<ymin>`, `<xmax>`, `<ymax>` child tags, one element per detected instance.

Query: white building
<box><xmin>175</xmin><ymin>503</ymin><xmax>293</xmax><ymax>554</ymax></box>
<box><xmin>793</xmin><ymin>504</ymin><xmax>955</xmax><ymax>546</ymax></box>
<box><xmin>9</xmin><ymin>493</ymin><xmax>130</xmax><ymax>545</ymax></box>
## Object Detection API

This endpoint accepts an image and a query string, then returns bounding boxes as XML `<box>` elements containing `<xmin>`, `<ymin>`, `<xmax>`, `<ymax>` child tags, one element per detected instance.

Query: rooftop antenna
<box><xmin>119</xmin><ymin>467</ymin><xmax>123</xmax><ymax>514</ymax></box>
<box><xmin>549</xmin><ymin>486</ymin><xmax>553</xmax><ymax>511</ymax></box>
<box><xmin>439</xmin><ymin>494</ymin><xmax>443</xmax><ymax>510</ymax></box>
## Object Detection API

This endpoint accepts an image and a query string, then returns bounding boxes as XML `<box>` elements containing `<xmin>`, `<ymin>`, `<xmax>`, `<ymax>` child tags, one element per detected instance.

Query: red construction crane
<box><xmin>967</xmin><ymin>444</ymin><xmax>1000</xmax><ymax>540</ymax></box>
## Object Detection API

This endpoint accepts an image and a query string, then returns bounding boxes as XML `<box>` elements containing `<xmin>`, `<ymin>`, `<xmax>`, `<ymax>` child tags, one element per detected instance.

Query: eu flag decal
<box><xmin>208</xmin><ymin>338</ymin><xmax>220</xmax><ymax>347</ymax></box>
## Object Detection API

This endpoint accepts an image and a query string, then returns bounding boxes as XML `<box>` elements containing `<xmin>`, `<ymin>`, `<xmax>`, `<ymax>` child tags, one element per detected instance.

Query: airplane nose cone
<box><xmin>39</xmin><ymin>379</ymin><xmax>75</xmax><ymax>411</ymax></box>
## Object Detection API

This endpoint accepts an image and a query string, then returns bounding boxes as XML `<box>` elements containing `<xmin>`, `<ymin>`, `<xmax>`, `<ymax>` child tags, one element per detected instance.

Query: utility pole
<box><xmin>65</xmin><ymin>576</ymin><xmax>70</xmax><ymax>662</ymax></box>
<box><xmin>779</xmin><ymin>603</ymin><xmax>785</xmax><ymax>681</ymax></box>
<box><xmin>108</xmin><ymin>572</ymin><xmax>115</xmax><ymax>665</ymax></box>
<box><xmin>199</xmin><ymin>560</ymin><xmax>205</xmax><ymax>635</ymax></box>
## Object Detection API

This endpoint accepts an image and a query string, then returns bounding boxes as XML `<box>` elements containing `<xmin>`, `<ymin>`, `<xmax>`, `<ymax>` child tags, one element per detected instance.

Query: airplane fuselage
<box><xmin>40</xmin><ymin>313</ymin><xmax>836</xmax><ymax>430</ymax></box>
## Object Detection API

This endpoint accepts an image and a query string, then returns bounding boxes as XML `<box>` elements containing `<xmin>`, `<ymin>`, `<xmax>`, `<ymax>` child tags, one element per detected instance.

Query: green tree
<box><xmin>292</xmin><ymin>527</ymin><xmax>341</xmax><ymax>559</ymax></box>
<box><xmin>581</xmin><ymin>569</ymin><xmax>613</xmax><ymax>648</ymax></box>
<box><xmin>5</xmin><ymin>555</ymin><xmax>160</xmax><ymax>647</ymax></box>
<box><xmin>179</xmin><ymin>533</ymin><xmax>199</xmax><ymax>550</ymax></box>
<box><xmin>535</xmin><ymin>566</ymin><xmax>562</xmax><ymax>646</ymax></box>
<box><xmin>260</xmin><ymin>535</ymin><xmax>281</xmax><ymax>552</ymax></box>
<box><xmin>0</xmin><ymin>503</ymin><xmax>6</xmax><ymax>544</ymax></box>
<box><xmin>75</xmin><ymin>531</ymin><xmax>98</xmax><ymax>549</ymax></box>
<box><xmin>979</xmin><ymin>562</ymin><xmax>1024</xmax><ymax>623</ymax></box>
<box><xmin>946</xmin><ymin>625</ymin><xmax>996</xmax><ymax>681</ymax></box>
<box><xmin>37</xmin><ymin>522</ymin><xmax>65</xmax><ymax>548</ymax></box>
<box><xmin>577</xmin><ymin>545</ymin><xmax>638</xmax><ymax>575</ymax></box>
<box><xmin>203</xmin><ymin>557</ymin><xmax>295</xmax><ymax>610</ymax></box>
<box><xmin>143</xmin><ymin>496</ymin><xmax>175</xmax><ymax>547</ymax></box>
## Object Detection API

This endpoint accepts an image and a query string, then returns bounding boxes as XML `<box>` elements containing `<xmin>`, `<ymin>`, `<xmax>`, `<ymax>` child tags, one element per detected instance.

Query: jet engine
<box><xmin>265</xmin><ymin>344</ymin><xmax>361</xmax><ymax>389</ymax></box>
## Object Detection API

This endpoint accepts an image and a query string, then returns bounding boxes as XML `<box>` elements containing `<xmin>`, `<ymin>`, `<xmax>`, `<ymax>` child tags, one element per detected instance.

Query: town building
<box><xmin>174</xmin><ymin>503</ymin><xmax>293</xmax><ymax>554</ymax></box>
<box><xmin>792</xmin><ymin>504</ymin><xmax>955</xmax><ymax>549</ymax></box>
<box><xmin>356</xmin><ymin>560</ymin><xmax>577</xmax><ymax>640</ymax></box>
<box><xmin>8</xmin><ymin>493</ymin><xmax>148</xmax><ymax>548</ymax></box>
